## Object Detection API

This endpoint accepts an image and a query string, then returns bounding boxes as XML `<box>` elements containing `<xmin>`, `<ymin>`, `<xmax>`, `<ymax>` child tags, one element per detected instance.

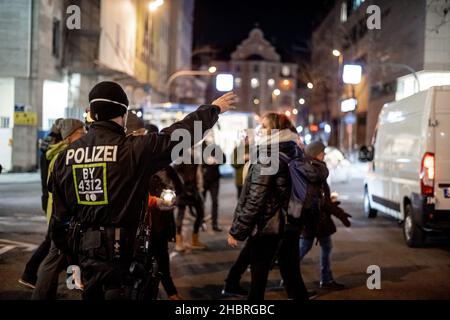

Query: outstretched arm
<box><xmin>138</xmin><ymin>93</ymin><xmax>237</xmax><ymax>173</ymax></box>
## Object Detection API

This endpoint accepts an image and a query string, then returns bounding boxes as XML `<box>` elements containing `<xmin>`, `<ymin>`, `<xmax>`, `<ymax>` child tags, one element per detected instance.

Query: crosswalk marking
<box><xmin>0</xmin><ymin>239</ymin><xmax>38</xmax><ymax>256</ymax></box>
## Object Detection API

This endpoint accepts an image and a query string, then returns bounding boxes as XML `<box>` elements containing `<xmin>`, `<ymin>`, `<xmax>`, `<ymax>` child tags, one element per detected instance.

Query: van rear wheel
<box><xmin>363</xmin><ymin>188</ymin><xmax>377</xmax><ymax>218</ymax></box>
<box><xmin>403</xmin><ymin>203</ymin><xmax>425</xmax><ymax>247</ymax></box>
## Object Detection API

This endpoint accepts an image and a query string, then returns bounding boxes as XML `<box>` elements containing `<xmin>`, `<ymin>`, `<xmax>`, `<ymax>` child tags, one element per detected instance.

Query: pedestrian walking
<box><xmin>31</xmin><ymin>119</ymin><xmax>86</xmax><ymax>300</ymax></box>
<box><xmin>300</xmin><ymin>141</ymin><xmax>352</xmax><ymax>290</ymax></box>
<box><xmin>227</xmin><ymin>113</ymin><xmax>309</xmax><ymax>300</ymax></box>
<box><xmin>202</xmin><ymin>133</ymin><xmax>226</xmax><ymax>232</ymax></box>
<box><xmin>148</xmin><ymin>167</ymin><xmax>184</xmax><ymax>300</ymax></box>
<box><xmin>126</xmin><ymin>112</ymin><xmax>183</xmax><ymax>300</ymax></box>
<box><xmin>231</xmin><ymin>138</ymin><xmax>249</xmax><ymax>199</ymax></box>
<box><xmin>19</xmin><ymin>118</ymin><xmax>70</xmax><ymax>289</ymax></box>
<box><xmin>174</xmin><ymin>157</ymin><xmax>207</xmax><ymax>251</ymax></box>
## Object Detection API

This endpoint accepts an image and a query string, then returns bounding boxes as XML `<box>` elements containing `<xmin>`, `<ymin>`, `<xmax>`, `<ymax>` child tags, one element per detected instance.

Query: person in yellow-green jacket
<box><xmin>45</xmin><ymin>121</ymin><xmax>85</xmax><ymax>222</ymax></box>
<box><xmin>19</xmin><ymin>119</ymin><xmax>85</xmax><ymax>291</ymax></box>
<box><xmin>29</xmin><ymin>119</ymin><xmax>85</xmax><ymax>300</ymax></box>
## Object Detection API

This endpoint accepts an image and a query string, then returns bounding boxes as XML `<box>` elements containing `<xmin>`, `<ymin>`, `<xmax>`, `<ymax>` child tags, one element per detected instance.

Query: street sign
<box><xmin>341</xmin><ymin>98</ymin><xmax>357</xmax><ymax>112</ymax></box>
<box><xmin>343</xmin><ymin>64</ymin><xmax>362</xmax><ymax>84</ymax></box>
<box><xmin>14</xmin><ymin>111</ymin><xmax>37</xmax><ymax>126</ymax></box>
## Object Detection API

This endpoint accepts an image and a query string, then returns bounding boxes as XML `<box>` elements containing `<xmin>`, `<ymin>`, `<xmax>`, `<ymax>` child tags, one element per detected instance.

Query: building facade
<box><xmin>213</xmin><ymin>28</ymin><xmax>298</xmax><ymax>115</ymax></box>
<box><xmin>310</xmin><ymin>0</ymin><xmax>450</xmax><ymax>152</ymax></box>
<box><xmin>0</xmin><ymin>0</ymin><xmax>196</xmax><ymax>172</ymax></box>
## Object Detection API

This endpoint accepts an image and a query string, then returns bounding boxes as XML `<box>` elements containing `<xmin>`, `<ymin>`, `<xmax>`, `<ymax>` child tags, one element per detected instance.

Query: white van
<box><xmin>359</xmin><ymin>85</ymin><xmax>450</xmax><ymax>247</ymax></box>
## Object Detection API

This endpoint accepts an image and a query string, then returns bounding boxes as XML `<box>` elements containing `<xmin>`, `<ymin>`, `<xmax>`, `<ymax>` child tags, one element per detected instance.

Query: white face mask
<box><xmin>123</xmin><ymin>112</ymin><xmax>129</xmax><ymax>133</ymax></box>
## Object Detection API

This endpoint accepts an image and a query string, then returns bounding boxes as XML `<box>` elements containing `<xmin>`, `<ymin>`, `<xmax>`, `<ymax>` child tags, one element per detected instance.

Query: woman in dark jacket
<box><xmin>227</xmin><ymin>113</ymin><xmax>309</xmax><ymax>300</ymax></box>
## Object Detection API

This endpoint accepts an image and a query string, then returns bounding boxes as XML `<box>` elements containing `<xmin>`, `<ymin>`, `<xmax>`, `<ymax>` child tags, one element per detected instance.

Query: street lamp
<box><xmin>342</xmin><ymin>64</ymin><xmax>362</xmax><ymax>85</ymax></box>
<box><xmin>332</xmin><ymin>49</ymin><xmax>341</xmax><ymax>57</ymax></box>
<box><xmin>208</xmin><ymin>66</ymin><xmax>217</xmax><ymax>74</ymax></box>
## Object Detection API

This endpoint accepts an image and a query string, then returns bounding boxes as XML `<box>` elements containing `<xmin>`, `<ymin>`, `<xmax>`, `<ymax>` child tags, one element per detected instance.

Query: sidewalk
<box><xmin>0</xmin><ymin>172</ymin><xmax>40</xmax><ymax>184</ymax></box>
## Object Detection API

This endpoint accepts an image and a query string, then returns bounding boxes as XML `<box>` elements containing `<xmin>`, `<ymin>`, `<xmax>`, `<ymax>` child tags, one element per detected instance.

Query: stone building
<box><xmin>310</xmin><ymin>0</ymin><xmax>450</xmax><ymax>151</ymax></box>
<box><xmin>214</xmin><ymin>28</ymin><xmax>298</xmax><ymax>115</ymax></box>
<box><xmin>0</xmin><ymin>0</ymin><xmax>196</xmax><ymax>172</ymax></box>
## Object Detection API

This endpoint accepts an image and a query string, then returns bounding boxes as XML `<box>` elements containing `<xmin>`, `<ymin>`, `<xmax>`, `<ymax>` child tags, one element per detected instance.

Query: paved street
<box><xmin>1</xmin><ymin>173</ymin><xmax>450</xmax><ymax>300</ymax></box>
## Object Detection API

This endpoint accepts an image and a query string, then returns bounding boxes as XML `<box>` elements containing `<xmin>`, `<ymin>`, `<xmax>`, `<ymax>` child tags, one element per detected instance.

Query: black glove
<box><xmin>341</xmin><ymin>212</ymin><xmax>352</xmax><ymax>227</ymax></box>
<box><xmin>330</xmin><ymin>203</ymin><xmax>352</xmax><ymax>227</ymax></box>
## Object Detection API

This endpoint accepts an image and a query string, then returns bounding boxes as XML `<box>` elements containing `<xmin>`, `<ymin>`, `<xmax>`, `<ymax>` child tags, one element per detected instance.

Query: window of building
<box><xmin>235</xmin><ymin>65</ymin><xmax>241</xmax><ymax>73</ymax></box>
<box><xmin>235</xmin><ymin>77</ymin><xmax>242</xmax><ymax>87</ymax></box>
<box><xmin>253</xmin><ymin>64</ymin><xmax>259</xmax><ymax>72</ymax></box>
<box><xmin>251</xmin><ymin>78</ymin><xmax>260</xmax><ymax>88</ymax></box>
<box><xmin>0</xmin><ymin>117</ymin><xmax>10</xmax><ymax>128</ymax></box>
<box><xmin>340</xmin><ymin>2</ymin><xmax>348</xmax><ymax>22</ymax></box>
<box><xmin>52</xmin><ymin>19</ymin><xmax>61</xmax><ymax>58</ymax></box>
<box><xmin>282</xmin><ymin>66</ymin><xmax>290</xmax><ymax>77</ymax></box>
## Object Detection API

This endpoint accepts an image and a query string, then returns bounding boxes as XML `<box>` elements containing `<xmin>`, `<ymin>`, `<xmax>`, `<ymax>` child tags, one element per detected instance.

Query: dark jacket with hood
<box><xmin>148</xmin><ymin>166</ymin><xmax>183</xmax><ymax>242</ymax></box>
<box><xmin>302</xmin><ymin>171</ymin><xmax>351</xmax><ymax>239</ymax></box>
<box><xmin>229</xmin><ymin>137</ymin><xmax>301</xmax><ymax>241</ymax></box>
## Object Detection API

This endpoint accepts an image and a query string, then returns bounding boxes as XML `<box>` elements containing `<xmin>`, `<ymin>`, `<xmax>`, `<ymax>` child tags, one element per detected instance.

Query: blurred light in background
<box><xmin>267</xmin><ymin>78</ymin><xmax>275</xmax><ymax>87</ymax></box>
<box><xmin>304</xmin><ymin>133</ymin><xmax>312</xmax><ymax>144</ymax></box>
<box><xmin>292</xmin><ymin>108</ymin><xmax>298</xmax><ymax>115</ymax></box>
<box><xmin>332</xmin><ymin>49</ymin><xmax>341</xmax><ymax>57</ymax></box>
<box><xmin>340</xmin><ymin>98</ymin><xmax>357</xmax><ymax>112</ymax></box>
<box><xmin>285</xmin><ymin>110</ymin><xmax>291</xmax><ymax>117</ymax></box>
<box><xmin>216</xmin><ymin>74</ymin><xmax>234</xmax><ymax>92</ymax></box>
<box><xmin>307</xmin><ymin>82</ymin><xmax>314</xmax><ymax>89</ymax></box>
<box><xmin>251</xmin><ymin>78</ymin><xmax>260</xmax><ymax>88</ymax></box>
<box><xmin>299</xmin><ymin>98</ymin><xmax>305</xmax><ymax>105</ymax></box>
<box><xmin>309</xmin><ymin>124</ymin><xmax>319</xmax><ymax>132</ymax></box>
<box><xmin>208</xmin><ymin>66</ymin><xmax>217</xmax><ymax>74</ymax></box>
<box><xmin>273</xmin><ymin>89</ymin><xmax>281</xmax><ymax>96</ymax></box>
<box><xmin>296</xmin><ymin>125</ymin><xmax>303</xmax><ymax>133</ymax></box>
<box><xmin>149</xmin><ymin>0</ymin><xmax>164</xmax><ymax>12</ymax></box>
<box><xmin>253</xmin><ymin>98</ymin><xmax>260</xmax><ymax>105</ymax></box>
<box><xmin>342</xmin><ymin>64</ymin><xmax>362</xmax><ymax>84</ymax></box>
<box><xmin>324</xmin><ymin>123</ymin><xmax>331</xmax><ymax>133</ymax></box>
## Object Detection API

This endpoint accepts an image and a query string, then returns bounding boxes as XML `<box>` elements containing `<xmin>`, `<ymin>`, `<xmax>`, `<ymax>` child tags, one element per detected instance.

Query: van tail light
<box><xmin>421</xmin><ymin>152</ymin><xmax>435</xmax><ymax>196</ymax></box>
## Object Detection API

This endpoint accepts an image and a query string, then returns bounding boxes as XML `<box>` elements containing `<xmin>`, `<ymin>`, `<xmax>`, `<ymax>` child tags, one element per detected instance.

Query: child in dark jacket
<box><xmin>300</xmin><ymin>141</ymin><xmax>352</xmax><ymax>290</ymax></box>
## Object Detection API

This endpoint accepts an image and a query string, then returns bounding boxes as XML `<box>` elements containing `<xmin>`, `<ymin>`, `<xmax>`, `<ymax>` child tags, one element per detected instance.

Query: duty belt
<box><xmin>80</xmin><ymin>226</ymin><xmax>131</xmax><ymax>262</ymax></box>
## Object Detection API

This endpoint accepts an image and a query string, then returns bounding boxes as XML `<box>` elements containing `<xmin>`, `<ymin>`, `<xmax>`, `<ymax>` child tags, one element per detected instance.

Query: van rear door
<box><xmin>433</xmin><ymin>87</ymin><xmax>450</xmax><ymax>211</ymax></box>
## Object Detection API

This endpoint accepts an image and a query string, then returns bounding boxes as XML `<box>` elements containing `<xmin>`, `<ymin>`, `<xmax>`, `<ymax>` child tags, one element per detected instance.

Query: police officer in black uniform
<box><xmin>49</xmin><ymin>81</ymin><xmax>236</xmax><ymax>300</ymax></box>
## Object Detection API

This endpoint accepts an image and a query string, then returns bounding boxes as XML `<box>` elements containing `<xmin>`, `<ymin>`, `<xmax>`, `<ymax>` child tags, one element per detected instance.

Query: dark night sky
<box><xmin>193</xmin><ymin>0</ymin><xmax>336</xmax><ymax>62</ymax></box>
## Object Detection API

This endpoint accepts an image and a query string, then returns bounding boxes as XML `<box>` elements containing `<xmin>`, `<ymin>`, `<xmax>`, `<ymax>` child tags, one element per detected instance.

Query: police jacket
<box><xmin>229</xmin><ymin>140</ymin><xmax>298</xmax><ymax>241</ymax></box>
<box><xmin>49</xmin><ymin>105</ymin><xmax>220</xmax><ymax>251</ymax></box>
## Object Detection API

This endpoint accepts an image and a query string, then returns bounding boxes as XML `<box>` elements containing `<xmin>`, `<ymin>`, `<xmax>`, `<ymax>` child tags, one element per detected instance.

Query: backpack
<box><xmin>279</xmin><ymin>151</ymin><xmax>329</xmax><ymax>220</ymax></box>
